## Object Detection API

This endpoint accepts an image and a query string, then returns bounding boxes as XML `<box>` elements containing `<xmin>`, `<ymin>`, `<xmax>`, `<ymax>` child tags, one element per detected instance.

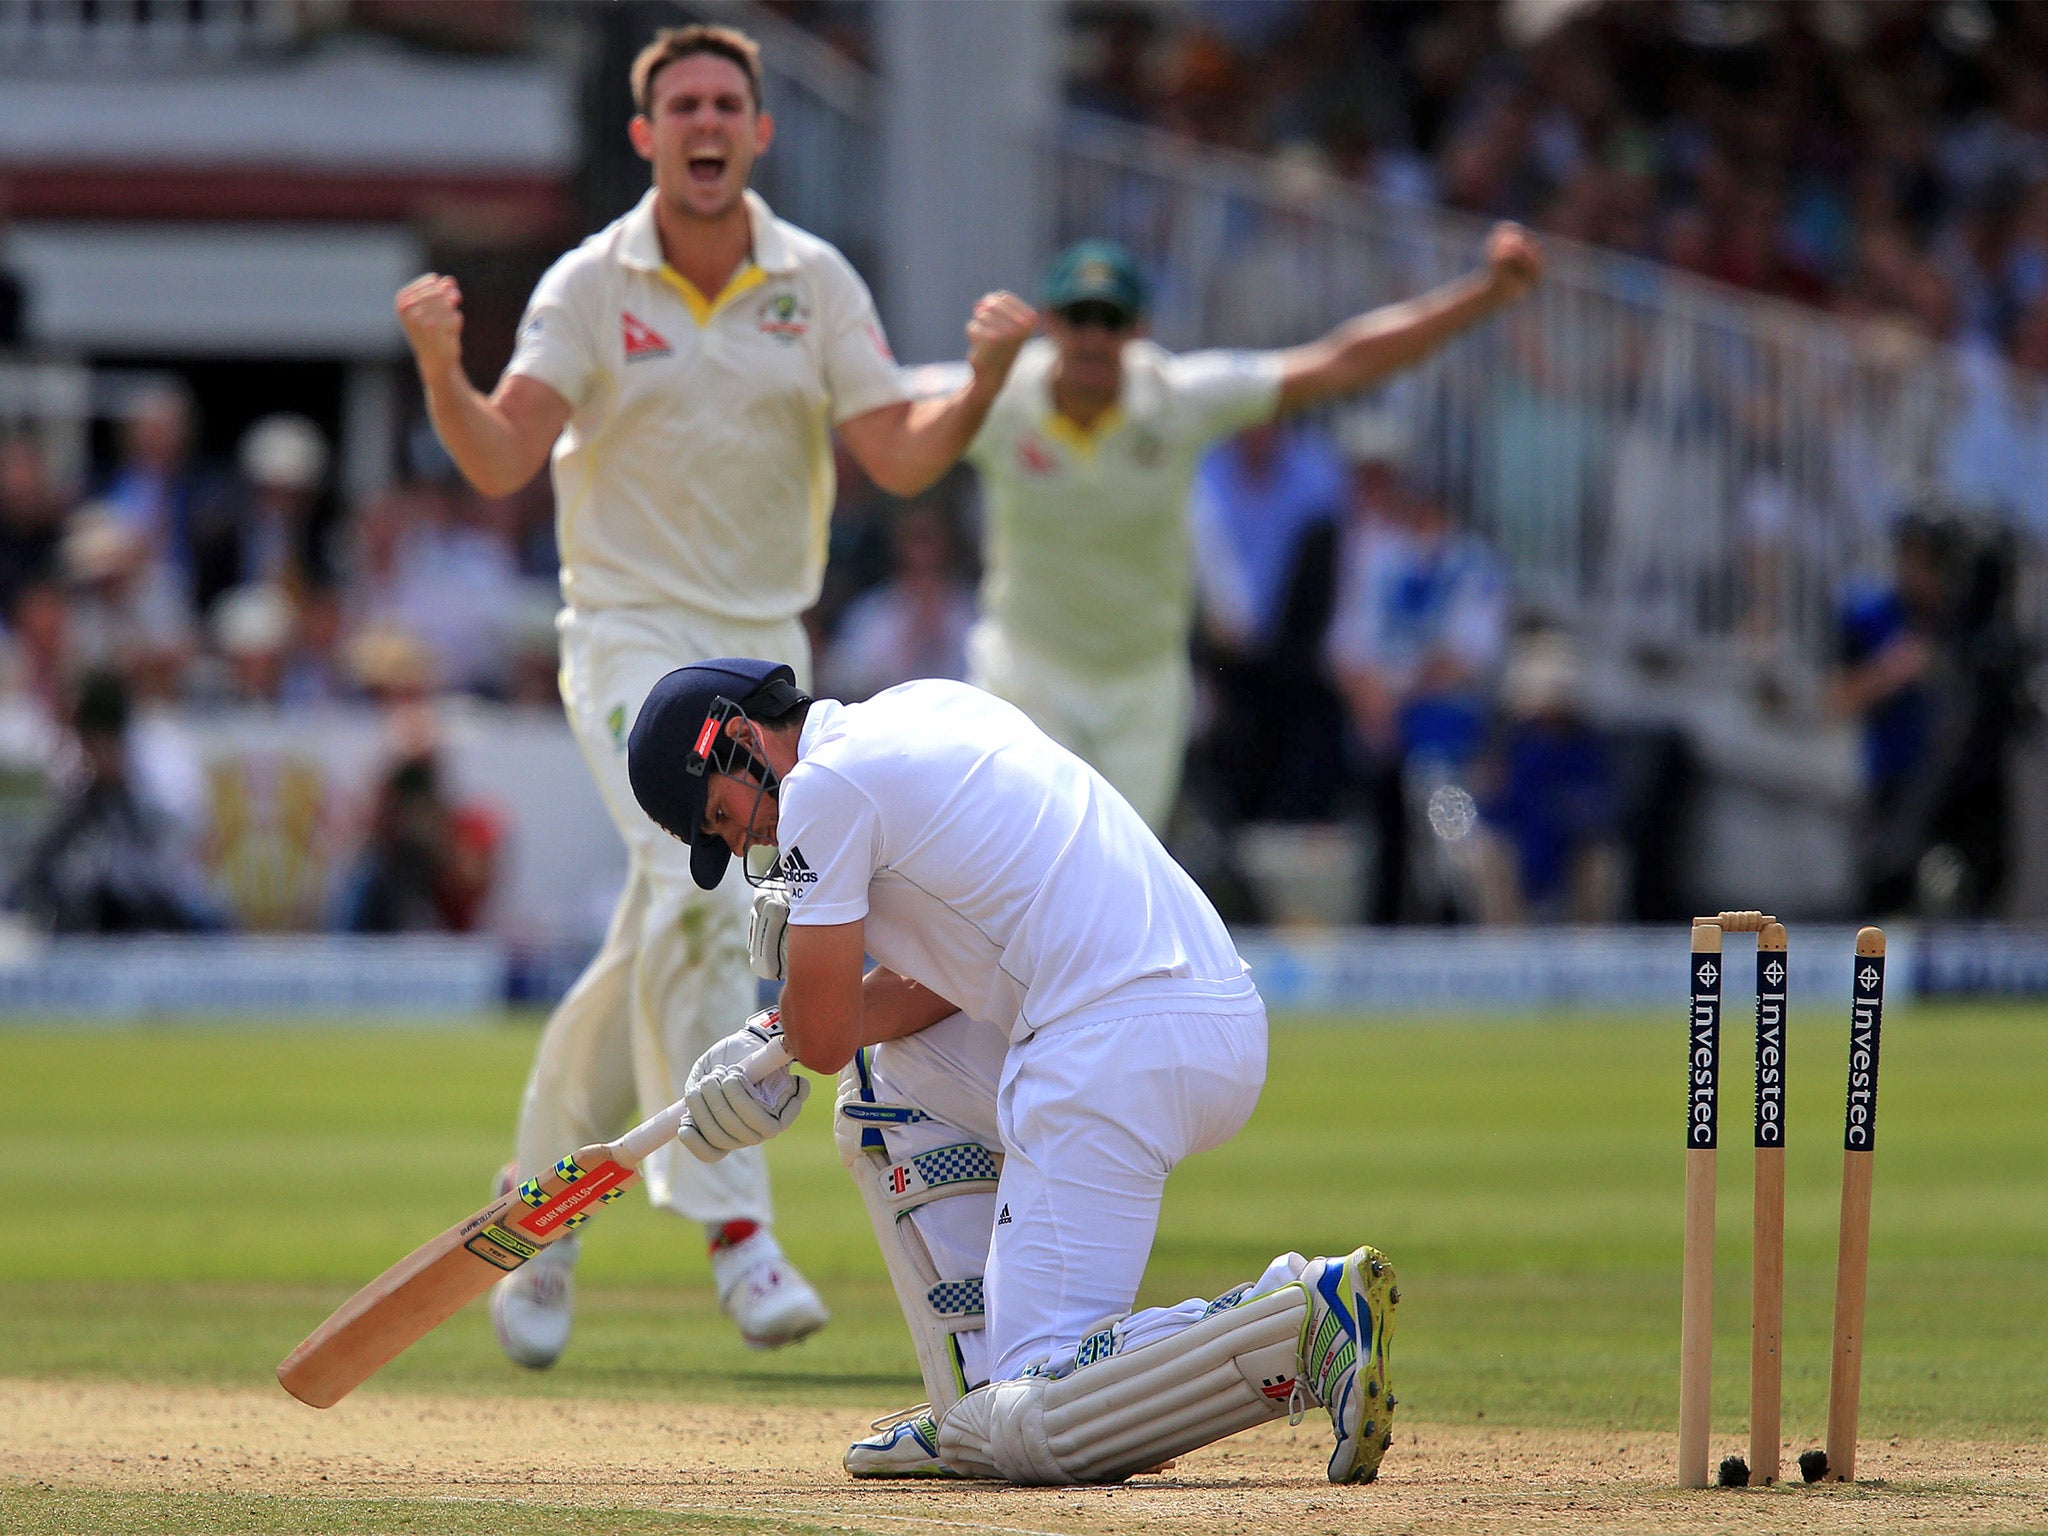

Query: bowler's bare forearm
<box><xmin>417</xmin><ymin>368</ymin><xmax>567</xmax><ymax>498</ymax></box>
<box><xmin>1277</xmin><ymin>271</ymin><xmax>1514</xmax><ymax>413</ymax></box>
<box><xmin>838</xmin><ymin>288</ymin><xmax>1035</xmax><ymax>496</ymax></box>
<box><xmin>1276</xmin><ymin>222</ymin><xmax>1541</xmax><ymax>412</ymax></box>
<box><xmin>838</xmin><ymin>383</ymin><xmax>1003</xmax><ymax>498</ymax></box>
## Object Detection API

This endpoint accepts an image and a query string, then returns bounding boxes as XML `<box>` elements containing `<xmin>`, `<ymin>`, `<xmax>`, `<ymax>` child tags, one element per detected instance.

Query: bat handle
<box><xmin>614</xmin><ymin>1039</ymin><xmax>794</xmax><ymax>1166</ymax></box>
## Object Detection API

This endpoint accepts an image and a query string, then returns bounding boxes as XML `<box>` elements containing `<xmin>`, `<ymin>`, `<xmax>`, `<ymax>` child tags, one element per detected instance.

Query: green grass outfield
<box><xmin>3</xmin><ymin>1005</ymin><xmax>2043</xmax><ymax>1441</ymax></box>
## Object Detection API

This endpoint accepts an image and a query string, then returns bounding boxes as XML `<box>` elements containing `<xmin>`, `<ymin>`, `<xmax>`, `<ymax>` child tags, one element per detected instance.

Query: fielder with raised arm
<box><xmin>393</xmin><ymin>24</ymin><xmax>1033</xmax><ymax>1365</ymax></box>
<box><xmin>911</xmin><ymin>226</ymin><xmax>1542</xmax><ymax>830</ymax></box>
<box><xmin>626</xmin><ymin>657</ymin><xmax>1398</xmax><ymax>1486</ymax></box>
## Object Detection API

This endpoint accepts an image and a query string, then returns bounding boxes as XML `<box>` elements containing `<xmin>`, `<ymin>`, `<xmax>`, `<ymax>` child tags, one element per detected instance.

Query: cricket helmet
<box><xmin>628</xmin><ymin>657</ymin><xmax>809</xmax><ymax>889</ymax></box>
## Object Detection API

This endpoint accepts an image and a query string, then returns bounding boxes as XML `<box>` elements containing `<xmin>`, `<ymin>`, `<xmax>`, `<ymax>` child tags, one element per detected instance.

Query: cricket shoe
<box><xmin>710</xmin><ymin>1230</ymin><xmax>829</xmax><ymax>1349</ymax></box>
<box><xmin>844</xmin><ymin>1404</ymin><xmax>958</xmax><ymax>1479</ymax></box>
<box><xmin>1297</xmin><ymin>1246</ymin><xmax>1400</xmax><ymax>1485</ymax></box>
<box><xmin>491</xmin><ymin>1232</ymin><xmax>580</xmax><ymax>1370</ymax></box>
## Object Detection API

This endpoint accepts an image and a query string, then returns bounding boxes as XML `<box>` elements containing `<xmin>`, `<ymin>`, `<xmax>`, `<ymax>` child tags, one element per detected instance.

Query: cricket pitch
<box><xmin>4</xmin><ymin>1377</ymin><xmax>2039</xmax><ymax>1536</ymax></box>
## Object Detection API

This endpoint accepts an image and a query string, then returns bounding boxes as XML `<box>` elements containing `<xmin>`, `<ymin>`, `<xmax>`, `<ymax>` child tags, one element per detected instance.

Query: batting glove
<box><xmin>679</xmin><ymin>1008</ymin><xmax>809</xmax><ymax>1162</ymax></box>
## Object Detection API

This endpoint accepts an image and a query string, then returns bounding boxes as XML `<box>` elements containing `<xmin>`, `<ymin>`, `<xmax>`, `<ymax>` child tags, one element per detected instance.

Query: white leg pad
<box><xmin>836</xmin><ymin>1052</ymin><xmax>1001</xmax><ymax>1414</ymax></box>
<box><xmin>938</xmin><ymin>1279</ymin><xmax>1308</xmax><ymax>1485</ymax></box>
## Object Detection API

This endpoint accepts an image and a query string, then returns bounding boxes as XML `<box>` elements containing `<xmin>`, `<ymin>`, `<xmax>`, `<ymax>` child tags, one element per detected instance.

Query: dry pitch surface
<box><xmin>6</xmin><ymin>1377</ymin><xmax>2042</xmax><ymax>1536</ymax></box>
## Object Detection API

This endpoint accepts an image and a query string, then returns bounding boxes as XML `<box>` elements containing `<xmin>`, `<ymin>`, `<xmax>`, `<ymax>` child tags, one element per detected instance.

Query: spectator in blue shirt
<box><xmin>1188</xmin><ymin>420</ymin><xmax>1348</xmax><ymax>826</ymax></box>
<box><xmin>1193</xmin><ymin>419</ymin><xmax>1346</xmax><ymax>653</ymax></box>
<box><xmin>1472</xmin><ymin>633</ymin><xmax>1620</xmax><ymax>924</ymax></box>
<box><xmin>1325</xmin><ymin>460</ymin><xmax>1506</xmax><ymax>922</ymax></box>
<box><xmin>1832</xmin><ymin>519</ymin><xmax>1941</xmax><ymax>914</ymax></box>
<box><xmin>1831</xmin><ymin>507</ymin><xmax>2030</xmax><ymax>915</ymax></box>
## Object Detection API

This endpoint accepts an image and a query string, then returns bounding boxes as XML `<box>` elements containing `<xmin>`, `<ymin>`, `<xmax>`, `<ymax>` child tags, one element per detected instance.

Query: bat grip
<box><xmin>615</xmin><ymin>1039</ymin><xmax>793</xmax><ymax>1165</ymax></box>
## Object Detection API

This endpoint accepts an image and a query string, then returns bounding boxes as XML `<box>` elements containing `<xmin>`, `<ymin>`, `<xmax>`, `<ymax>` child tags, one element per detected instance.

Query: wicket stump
<box><xmin>1750</xmin><ymin>920</ymin><xmax>1788</xmax><ymax>1484</ymax></box>
<box><xmin>1678</xmin><ymin>916</ymin><xmax>1725</xmax><ymax>1489</ymax></box>
<box><xmin>1824</xmin><ymin>926</ymin><xmax>1887</xmax><ymax>1482</ymax></box>
<box><xmin>1678</xmin><ymin>913</ymin><xmax>1885</xmax><ymax>1490</ymax></box>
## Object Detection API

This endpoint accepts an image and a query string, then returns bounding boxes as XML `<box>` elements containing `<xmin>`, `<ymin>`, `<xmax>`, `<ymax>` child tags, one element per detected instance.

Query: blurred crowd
<box><xmin>1065</xmin><ymin>0</ymin><xmax>2048</xmax><ymax>364</ymax></box>
<box><xmin>1184</xmin><ymin>413</ymin><xmax>1641</xmax><ymax>929</ymax></box>
<box><xmin>9</xmin><ymin>370</ymin><xmax>2022</xmax><ymax>938</ymax></box>
<box><xmin>755</xmin><ymin>0</ymin><xmax>2040</xmax><ymax>931</ymax></box>
<box><xmin>1180</xmin><ymin>410</ymin><xmax>2033</xmax><ymax>927</ymax></box>
<box><xmin>809</xmin><ymin>414</ymin><xmax>1656</xmax><ymax>930</ymax></box>
<box><xmin>0</xmin><ymin>384</ymin><xmax>558</xmax><ymax>937</ymax></box>
<box><xmin>3</xmin><ymin>0</ymin><xmax>2042</xmax><ymax>937</ymax></box>
<box><xmin>0</xmin><ymin>384</ymin><xmax>564</xmax><ymax>722</ymax></box>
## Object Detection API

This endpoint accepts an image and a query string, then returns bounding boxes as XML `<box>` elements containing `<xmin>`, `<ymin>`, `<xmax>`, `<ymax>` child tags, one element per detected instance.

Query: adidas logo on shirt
<box><xmin>995</xmin><ymin>1204</ymin><xmax>1011</xmax><ymax>1226</ymax></box>
<box><xmin>779</xmin><ymin>848</ymin><xmax>819</xmax><ymax>887</ymax></box>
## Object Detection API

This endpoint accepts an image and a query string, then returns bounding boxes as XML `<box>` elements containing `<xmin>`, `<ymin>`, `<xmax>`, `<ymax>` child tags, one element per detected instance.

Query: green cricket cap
<box><xmin>1042</xmin><ymin>240</ymin><xmax>1150</xmax><ymax>321</ymax></box>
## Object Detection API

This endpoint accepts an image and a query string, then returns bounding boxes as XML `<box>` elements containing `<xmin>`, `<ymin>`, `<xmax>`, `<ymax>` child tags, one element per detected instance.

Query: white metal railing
<box><xmin>0</xmin><ymin>0</ymin><xmax>301</xmax><ymax>67</ymax></box>
<box><xmin>1054</xmin><ymin>112</ymin><xmax>2048</xmax><ymax>667</ymax></box>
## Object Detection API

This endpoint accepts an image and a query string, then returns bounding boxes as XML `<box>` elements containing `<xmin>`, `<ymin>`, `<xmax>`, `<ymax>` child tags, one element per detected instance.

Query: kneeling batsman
<box><xmin>628</xmin><ymin>656</ymin><xmax>1400</xmax><ymax>1487</ymax></box>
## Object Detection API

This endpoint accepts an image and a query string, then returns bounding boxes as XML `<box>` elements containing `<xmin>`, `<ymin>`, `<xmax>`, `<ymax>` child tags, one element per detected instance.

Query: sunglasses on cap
<box><xmin>1056</xmin><ymin>301</ymin><xmax>1136</xmax><ymax>332</ymax></box>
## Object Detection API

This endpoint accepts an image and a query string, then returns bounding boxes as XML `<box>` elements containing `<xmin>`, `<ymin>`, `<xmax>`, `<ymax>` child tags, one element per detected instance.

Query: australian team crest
<box><xmin>758</xmin><ymin>290</ymin><xmax>809</xmax><ymax>341</ymax></box>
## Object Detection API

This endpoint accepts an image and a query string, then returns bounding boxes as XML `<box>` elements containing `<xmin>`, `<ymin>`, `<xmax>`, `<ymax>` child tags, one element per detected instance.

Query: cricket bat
<box><xmin>277</xmin><ymin>1040</ymin><xmax>790</xmax><ymax>1408</ymax></box>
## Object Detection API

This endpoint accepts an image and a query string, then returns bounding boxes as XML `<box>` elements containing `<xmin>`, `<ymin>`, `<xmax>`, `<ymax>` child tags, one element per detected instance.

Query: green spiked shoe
<box><xmin>1298</xmin><ymin>1246</ymin><xmax>1400</xmax><ymax>1484</ymax></box>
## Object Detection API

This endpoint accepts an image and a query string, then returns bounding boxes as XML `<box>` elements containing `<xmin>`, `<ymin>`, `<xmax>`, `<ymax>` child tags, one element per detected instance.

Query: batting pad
<box><xmin>938</xmin><ymin>1279</ymin><xmax>1307</xmax><ymax>1484</ymax></box>
<box><xmin>835</xmin><ymin>1055</ymin><xmax>1002</xmax><ymax>1414</ymax></box>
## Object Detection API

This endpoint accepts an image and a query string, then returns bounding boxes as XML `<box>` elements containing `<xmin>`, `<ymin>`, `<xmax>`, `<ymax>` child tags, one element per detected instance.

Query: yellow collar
<box><xmin>1042</xmin><ymin>404</ymin><xmax>1125</xmax><ymax>459</ymax></box>
<box><xmin>657</xmin><ymin>260</ymin><xmax>769</xmax><ymax>326</ymax></box>
<box><xmin>621</xmin><ymin>189</ymin><xmax>796</xmax><ymax>277</ymax></box>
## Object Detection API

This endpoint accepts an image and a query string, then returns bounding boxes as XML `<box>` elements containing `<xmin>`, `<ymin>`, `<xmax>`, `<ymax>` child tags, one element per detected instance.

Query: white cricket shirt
<box><xmin>917</xmin><ymin>338</ymin><xmax>1282</xmax><ymax>678</ymax></box>
<box><xmin>775</xmin><ymin>679</ymin><xmax>1255</xmax><ymax>1042</ymax></box>
<box><xmin>506</xmin><ymin>189</ymin><xmax>907</xmax><ymax>620</ymax></box>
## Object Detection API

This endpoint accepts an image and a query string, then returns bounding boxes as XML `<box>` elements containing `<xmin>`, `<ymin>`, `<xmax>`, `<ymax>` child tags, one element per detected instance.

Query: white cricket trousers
<box><xmin>865</xmin><ymin>1000</ymin><xmax>1266</xmax><ymax>1385</ymax></box>
<box><xmin>512</xmin><ymin>603</ymin><xmax>808</xmax><ymax>1225</ymax></box>
<box><xmin>967</xmin><ymin>622</ymin><xmax>1193</xmax><ymax>834</ymax></box>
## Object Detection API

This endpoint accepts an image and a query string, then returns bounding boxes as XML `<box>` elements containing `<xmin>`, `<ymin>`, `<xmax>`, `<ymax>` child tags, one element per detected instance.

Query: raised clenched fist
<box><xmin>395</xmin><ymin>273</ymin><xmax>467</xmax><ymax>377</ymax></box>
<box><xmin>1485</xmin><ymin>223</ymin><xmax>1544</xmax><ymax>301</ymax></box>
<box><xmin>964</xmin><ymin>290</ymin><xmax>1039</xmax><ymax>387</ymax></box>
